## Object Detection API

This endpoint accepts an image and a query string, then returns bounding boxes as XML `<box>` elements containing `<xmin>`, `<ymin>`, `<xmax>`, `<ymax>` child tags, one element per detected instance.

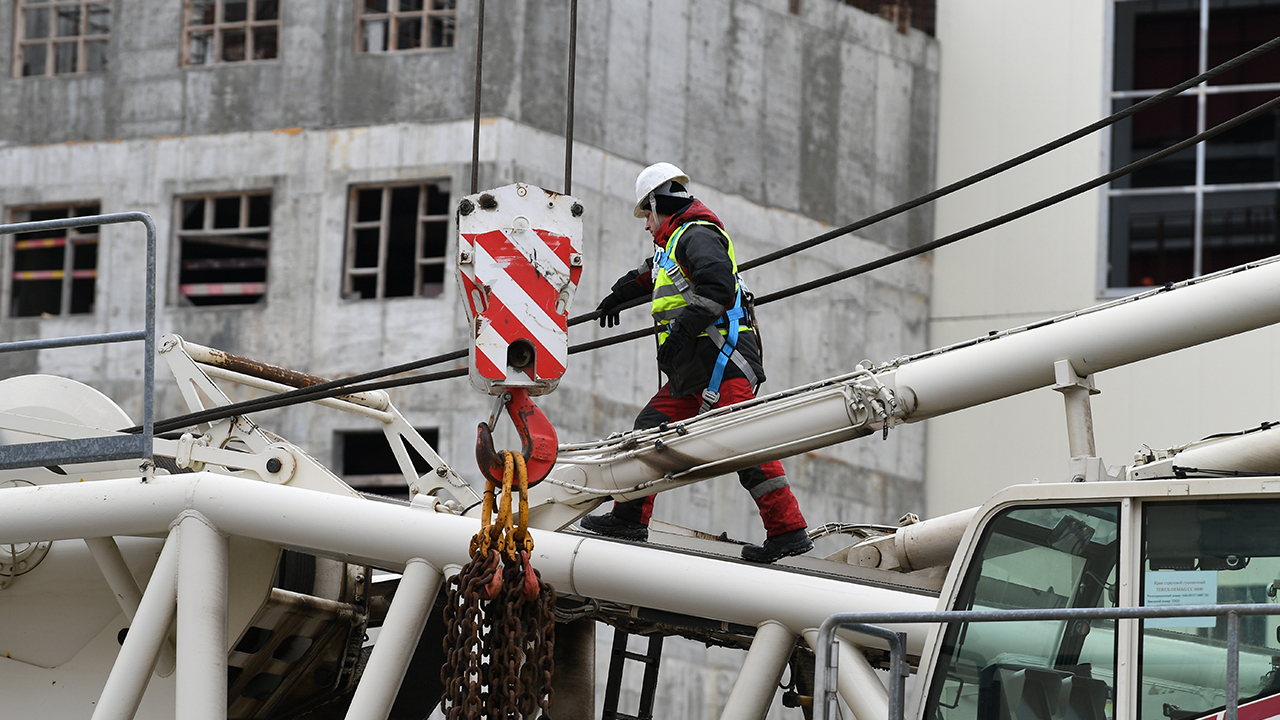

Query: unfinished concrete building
<box><xmin>0</xmin><ymin>0</ymin><xmax>937</xmax><ymax>716</ymax></box>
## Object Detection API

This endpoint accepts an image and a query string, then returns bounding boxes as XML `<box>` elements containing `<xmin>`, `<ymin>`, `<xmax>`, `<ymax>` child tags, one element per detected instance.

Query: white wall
<box><xmin>927</xmin><ymin>0</ymin><xmax>1280</xmax><ymax>515</ymax></box>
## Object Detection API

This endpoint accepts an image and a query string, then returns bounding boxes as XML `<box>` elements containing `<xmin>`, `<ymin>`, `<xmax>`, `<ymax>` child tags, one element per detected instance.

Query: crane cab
<box><xmin>917</xmin><ymin>477</ymin><xmax>1280</xmax><ymax>720</ymax></box>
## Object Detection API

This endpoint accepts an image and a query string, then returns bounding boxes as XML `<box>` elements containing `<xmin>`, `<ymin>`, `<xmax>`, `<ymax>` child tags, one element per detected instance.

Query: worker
<box><xmin>580</xmin><ymin>162</ymin><xmax>813</xmax><ymax>564</ymax></box>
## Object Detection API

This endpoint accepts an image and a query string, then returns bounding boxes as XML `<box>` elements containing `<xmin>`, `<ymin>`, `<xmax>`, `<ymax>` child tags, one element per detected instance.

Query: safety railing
<box><xmin>0</xmin><ymin>213</ymin><xmax>155</xmax><ymax>471</ymax></box>
<box><xmin>817</xmin><ymin>603</ymin><xmax>1280</xmax><ymax>720</ymax></box>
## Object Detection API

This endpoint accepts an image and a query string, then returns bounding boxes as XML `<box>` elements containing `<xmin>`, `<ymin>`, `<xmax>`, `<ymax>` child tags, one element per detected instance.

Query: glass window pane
<box><xmin>191</xmin><ymin>0</ymin><xmax>216</xmax><ymax>25</ymax></box>
<box><xmin>85</xmin><ymin>39</ymin><xmax>108</xmax><ymax>71</ymax></box>
<box><xmin>70</xmin><ymin>277</ymin><xmax>94</xmax><ymax>314</ymax></box>
<box><xmin>247</xmin><ymin>194</ymin><xmax>271</xmax><ymax>228</ymax></box>
<box><xmin>1206</xmin><ymin>1</ymin><xmax>1280</xmax><ymax>86</ymax></box>
<box><xmin>255</xmin><ymin>0</ymin><xmax>279</xmax><ymax>21</ymax></box>
<box><xmin>361</xmin><ymin>19</ymin><xmax>389</xmax><ymax>52</ymax></box>
<box><xmin>1201</xmin><ymin>190</ymin><xmax>1279</xmax><ymax>274</ymax></box>
<box><xmin>54</xmin><ymin>42</ymin><xmax>78</xmax><ymax>74</ymax></box>
<box><xmin>87</xmin><ymin>4</ymin><xmax>110</xmax><ymax>34</ymax></box>
<box><xmin>223</xmin><ymin>0</ymin><xmax>248</xmax><ymax>23</ymax></box>
<box><xmin>1114</xmin><ymin>1</ymin><xmax>1199</xmax><ymax>93</ymax></box>
<box><xmin>1111</xmin><ymin>97</ymin><xmax>1198</xmax><ymax>189</ymax></box>
<box><xmin>353</xmin><ymin>227</ymin><xmax>380</xmax><ymax>268</ymax></box>
<box><xmin>1140</xmin><ymin>500</ymin><xmax>1280</xmax><ymax>720</ymax></box>
<box><xmin>924</xmin><ymin>505</ymin><xmax>1120</xmax><ymax>720</ymax></box>
<box><xmin>21</xmin><ymin>44</ymin><xmax>48</xmax><ymax>76</ymax></box>
<box><xmin>1109</xmin><ymin>193</ymin><xmax>1196</xmax><ymax>288</ymax></box>
<box><xmin>422</xmin><ymin>220</ymin><xmax>448</xmax><ymax>258</ymax></box>
<box><xmin>356</xmin><ymin>189</ymin><xmax>383</xmax><ymax>222</ymax></box>
<box><xmin>213</xmin><ymin>196</ymin><xmax>242</xmax><ymax>229</ymax></box>
<box><xmin>429</xmin><ymin>14</ymin><xmax>454</xmax><ymax>48</ymax></box>
<box><xmin>396</xmin><ymin>16</ymin><xmax>422</xmax><ymax>50</ymax></box>
<box><xmin>188</xmin><ymin>31</ymin><xmax>213</xmax><ymax>65</ymax></box>
<box><xmin>253</xmin><ymin>26</ymin><xmax>277</xmax><ymax>59</ymax></box>
<box><xmin>182</xmin><ymin>199</ymin><xmax>206</xmax><ymax>230</ymax></box>
<box><xmin>222</xmin><ymin>28</ymin><xmax>246</xmax><ymax>62</ymax></box>
<box><xmin>425</xmin><ymin>182</ymin><xmax>450</xmax><ymax>215</ymax></box>
<box><xmin>25</xmin><ymin>7</ymin><xmax>50</xmax><ymax>39</ymax></box>
<box><xmin>55</xmin><ymin>5</ymin><xmax>81</xmax><ymax>37</ymax></box>
<box><xmin>385</xmin><ymin>187</ymin><xmax>420</xmax><ymax>297</ymax></box>
<box><xmin>1206</xmin><ymin>92</ymin><xmax>1279</xmax><ymax>185</ymax></box>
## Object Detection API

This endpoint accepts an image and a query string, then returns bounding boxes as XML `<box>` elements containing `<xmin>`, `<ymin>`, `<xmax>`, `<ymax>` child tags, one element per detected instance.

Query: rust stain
<box><xmin>274</xmin><ymin>127</ymin><xmax>305</xmax><ymax>136</ymax></box>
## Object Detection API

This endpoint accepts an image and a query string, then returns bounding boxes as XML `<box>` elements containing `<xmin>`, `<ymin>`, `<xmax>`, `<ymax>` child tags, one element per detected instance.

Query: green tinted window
<box><xmin>1140</xmin><ymin>500</ymin><xmax>1280</xmax><ymax>720</ymax></box>
<box><xmin>926</xmin><ymin>504</ymin><xmax>1120</xmax><ymax>720</ymax></box>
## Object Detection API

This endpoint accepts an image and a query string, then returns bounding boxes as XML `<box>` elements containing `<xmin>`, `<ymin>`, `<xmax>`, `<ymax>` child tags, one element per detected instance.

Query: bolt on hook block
<box><xmin>456</xmin><ymin>183</ymin><xmax>584</xmax><ymax>397</ymax></box>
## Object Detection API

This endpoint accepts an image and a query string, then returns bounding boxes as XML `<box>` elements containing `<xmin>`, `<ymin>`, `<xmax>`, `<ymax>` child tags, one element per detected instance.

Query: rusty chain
<box><xmin>442</xmin><ymin>451</ymin><xmax>556</xmax><ymax>718</ymax></box>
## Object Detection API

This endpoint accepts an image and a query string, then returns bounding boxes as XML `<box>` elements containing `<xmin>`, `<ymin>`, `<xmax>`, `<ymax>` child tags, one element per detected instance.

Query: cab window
<box><xmin>926</xmin><ymin>504</ymin><xmax>1120</xmax><ymax>720</ymax></box>
<box><xmin>1140</xmin><ymin>500</ymin><xmax>1280</xmax><ymax>720</ymax></box>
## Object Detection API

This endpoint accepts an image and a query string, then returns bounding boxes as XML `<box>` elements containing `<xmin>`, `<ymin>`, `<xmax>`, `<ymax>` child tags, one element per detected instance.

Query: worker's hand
<box><xmin>597</xmin><ymin>292</ymin><xmax>624</xmax><ymax>328</ymax></box>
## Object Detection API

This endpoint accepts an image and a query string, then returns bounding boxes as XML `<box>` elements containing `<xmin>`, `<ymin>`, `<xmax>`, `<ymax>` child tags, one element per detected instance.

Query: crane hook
<box><xmin>475</xmin><ymin>388</ymin><xmax>558</xmax><ymax>487</ymax></box>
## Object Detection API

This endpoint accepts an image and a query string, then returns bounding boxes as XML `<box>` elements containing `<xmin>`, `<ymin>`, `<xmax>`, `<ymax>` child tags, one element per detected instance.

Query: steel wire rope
<box><xmin>124</xmin><ymin>37</ymin><xmax>1280</xmax><ymax>436</ymax></box>
<box><xmin>129</xmin><ymin>89</ymin><xmax>1280</xmax><ymax>436</ymax></box>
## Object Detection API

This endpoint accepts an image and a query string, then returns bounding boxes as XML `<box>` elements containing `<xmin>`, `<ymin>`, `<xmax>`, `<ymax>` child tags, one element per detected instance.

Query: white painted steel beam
<box><xmin>344</xmin><ymin>558</ymin><xmax>443</xmax><ymax>720</ymax></box>
<box><xmin>719</xmin><ymin>620</ymin><xmax>797</xmax><ymax>720</ymax></box>
<box><xmin>0</xmin><ymin>474</ymin><xmax>935</xmax><ymax>651</ymax></box>
<box><xmin>92</xmin><ymin>529</ymin><xmax>179</xmax><ymax>720</ymax></box>
<box><xmin>528</xmin><ymin>258</ymin><xmax>1280</xmax><ymax>528</ymax></box>
<box><xmin>85</xmin><ymin>536</ymin><xmax>177</xmax><ymax>677</ymax></box>
<box><xmin>175</xmin><ymin>513</ymin><xmax>229</xmax><ymax>720</ymax></box>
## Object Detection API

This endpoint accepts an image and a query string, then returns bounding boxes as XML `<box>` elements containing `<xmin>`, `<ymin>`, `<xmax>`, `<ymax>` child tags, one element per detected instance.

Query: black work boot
<box><xmin>579</xmin><ymin>513</ymin><xmax>649</xmax><ymax>541</ymax></box>
<box><xmin>741</xmin><ymin>528</ymin><xmax>813</xmax><ymax>563</ymax></box>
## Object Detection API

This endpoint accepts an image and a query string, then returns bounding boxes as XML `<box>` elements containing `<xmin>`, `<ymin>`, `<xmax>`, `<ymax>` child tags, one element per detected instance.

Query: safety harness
<box><xmin>651</xmin><ymin>220</ymin><xmax>757</xmax><ymax>413</ymax></box>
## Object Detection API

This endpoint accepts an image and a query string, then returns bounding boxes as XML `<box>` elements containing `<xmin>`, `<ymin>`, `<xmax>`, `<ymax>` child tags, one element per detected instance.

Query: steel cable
<box><xmin>126</xmin><ymin>38</ymin><xmax>1280</xmax><ymax>435</ymax></box>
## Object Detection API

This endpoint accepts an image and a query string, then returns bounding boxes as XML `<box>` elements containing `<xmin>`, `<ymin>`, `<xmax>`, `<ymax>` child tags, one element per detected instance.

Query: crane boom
<box><xmin>527</xmin><ymin>257</ymin><xmax>1280</xmax><ymax>529</ymax></box>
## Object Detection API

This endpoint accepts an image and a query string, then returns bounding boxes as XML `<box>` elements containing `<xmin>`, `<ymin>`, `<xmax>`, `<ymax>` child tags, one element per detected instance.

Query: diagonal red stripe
<box><xmin>471</xmin><ymin>230</ymin><xmax>566</xmax><ymax>318</ymax></box>
<box><xmin>483</xmin><ymin>294</ymin><xmax>566</xmax><ymax>377</ymax></box>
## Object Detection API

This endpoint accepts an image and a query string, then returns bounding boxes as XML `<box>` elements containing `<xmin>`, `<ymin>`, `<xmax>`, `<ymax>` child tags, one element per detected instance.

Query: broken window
<box><xmin>175</xmin><ymin>192</ymin><xmax>271</xmax><ymax>307</ymax></box>
<box><xmin>336</xmin><ymin>428</ymin><xmax>438</xmax><ymax>500</ymax></box>
<box><xmin>14</xmin><ymin>0</ymin><xmax>111</xmax><ymax>77</ymax></box>
<box><xmin>343</xmin><ymin>180</ymin><xmax>450</xmax><ymax>300</ymax></box>
<box><xmin>3</xmin><ymin>203</ymin><xmax>99</xmax><ymax>317</ymax></box>
<box><xmin>356</xmin><ymin>0</ymin><xmax>456</xmax><ymax>53</ymax></box>
<box><xmin>183</xmin><ymin>0</ymin><xmax>280</xmax><ymax>66</ymax></box>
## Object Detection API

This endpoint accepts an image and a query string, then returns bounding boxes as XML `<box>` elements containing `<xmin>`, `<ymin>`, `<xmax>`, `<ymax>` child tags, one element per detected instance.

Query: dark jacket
<box><xmin>610</xmin><ymin>201</ymin><xmax>765</xmax><ymax>398</ymax></box>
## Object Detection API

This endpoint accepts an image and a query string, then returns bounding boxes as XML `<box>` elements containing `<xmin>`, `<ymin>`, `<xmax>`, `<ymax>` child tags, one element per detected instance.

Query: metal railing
<box><xmin>817</xmin><ymin>603</ymin><xmax>1280</xmax><ymax>720</ymax></box>
<box><xmin>0</xmin><ymin>213</ymin><xmax>156</xmax><ymax>471</ymax></box>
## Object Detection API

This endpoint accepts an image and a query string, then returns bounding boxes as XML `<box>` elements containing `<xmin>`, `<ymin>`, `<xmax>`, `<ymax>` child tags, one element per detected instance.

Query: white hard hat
<box><xmin>633</xmin><ymin>162</ymin><xmax>691</xmax><ymax>218</ymax></box>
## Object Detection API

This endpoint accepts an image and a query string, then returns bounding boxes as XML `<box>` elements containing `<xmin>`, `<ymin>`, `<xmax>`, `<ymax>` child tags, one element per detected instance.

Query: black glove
<box><xmin>657</xmin><ymin>322</ymin><xmax>695</xmax><ymax>367</ymax></box>
<box><xmin>597</xmin><ymin>291</ymin><xmax>624</xmax><ymax>328</ymax></box>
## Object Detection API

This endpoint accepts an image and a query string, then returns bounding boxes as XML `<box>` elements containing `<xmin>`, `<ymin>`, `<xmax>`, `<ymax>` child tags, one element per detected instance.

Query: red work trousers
<box><xmin>610</xmin><ymin>377</ymin><xmax>807</xmax><ymax>538</ymax></box>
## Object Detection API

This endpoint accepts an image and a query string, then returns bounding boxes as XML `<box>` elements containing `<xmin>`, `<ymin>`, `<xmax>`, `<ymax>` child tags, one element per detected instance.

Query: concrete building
<box><xmin>0</xmin><ymin>0</ymin><xmax>938</xmax><ymax>716</ymax></box>
<box><xmin>928</xmin><ymin>0</ymin><xmax>1280</xmax><ymax>515</ymax></box>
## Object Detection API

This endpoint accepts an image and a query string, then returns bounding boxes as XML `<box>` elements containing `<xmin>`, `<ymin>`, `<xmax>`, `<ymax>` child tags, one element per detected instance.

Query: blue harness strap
<box><xmin>703</xmin><ymin>288</ymin><xmax>745</xmax><ymax>410</ymax></box>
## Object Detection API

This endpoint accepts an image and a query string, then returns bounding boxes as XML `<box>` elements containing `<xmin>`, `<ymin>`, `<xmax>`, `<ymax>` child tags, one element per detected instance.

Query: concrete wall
<box><xmin>0</xmin><ymin>0</ymin><xmax>937</xmax><ymax>236</ymax></box>
<box><xmin>1</xmin><ymin>0</ymin><xmax>939</xmax><ymax>716</ymax></box>
<box><xmin>928</xmin><ymin>0</ymin><xmax>1280</xmax><ymax>516</ymax></box>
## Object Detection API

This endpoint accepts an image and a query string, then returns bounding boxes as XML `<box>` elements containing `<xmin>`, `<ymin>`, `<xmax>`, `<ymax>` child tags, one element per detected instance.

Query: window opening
<box><xmin>1138</xmin><ymin>500</ymin><xmax>1280</xmax><ymax>720</ymax></box>
<box><xmin>356</xmin><ymin>0</ymin><xmax>457</xmax><ymax>53</ymax></box>
<box><xmin>4</xmin><ymin>203</ymin><xmax>100</xmax><ymax>317</ymax></box>
<box><xmin>924</xmin><ymin>504</ymin><xmax>1121</xmax><ymax>720</ymax></box>
<box><xmin>343</xmin><ymin>180</ymin><xmax>450</xmax><ymax>300</ymax></box>
<box><xmin>175</xmin><ymin>192</ymin><xmax>271</xmax><ymax>306</ymax></box>
<box><xmin>336</xmin><ymin>428</ymin><xmax>438</xmax><ymax>500</ymax></box>
<box><xmin>14</xmin><ymin>0</ymin><xmax>111</xmax><ymax>77</ymax></box>
<box><xmin>183</xmin><ymin>0</ymin><xmax>280</xmax><ymax>66</ymax></box>
<box><xmin>1108</xmin><ymin>0</ymin><xmax>1280</xmax><ymax>289</ymax></box>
